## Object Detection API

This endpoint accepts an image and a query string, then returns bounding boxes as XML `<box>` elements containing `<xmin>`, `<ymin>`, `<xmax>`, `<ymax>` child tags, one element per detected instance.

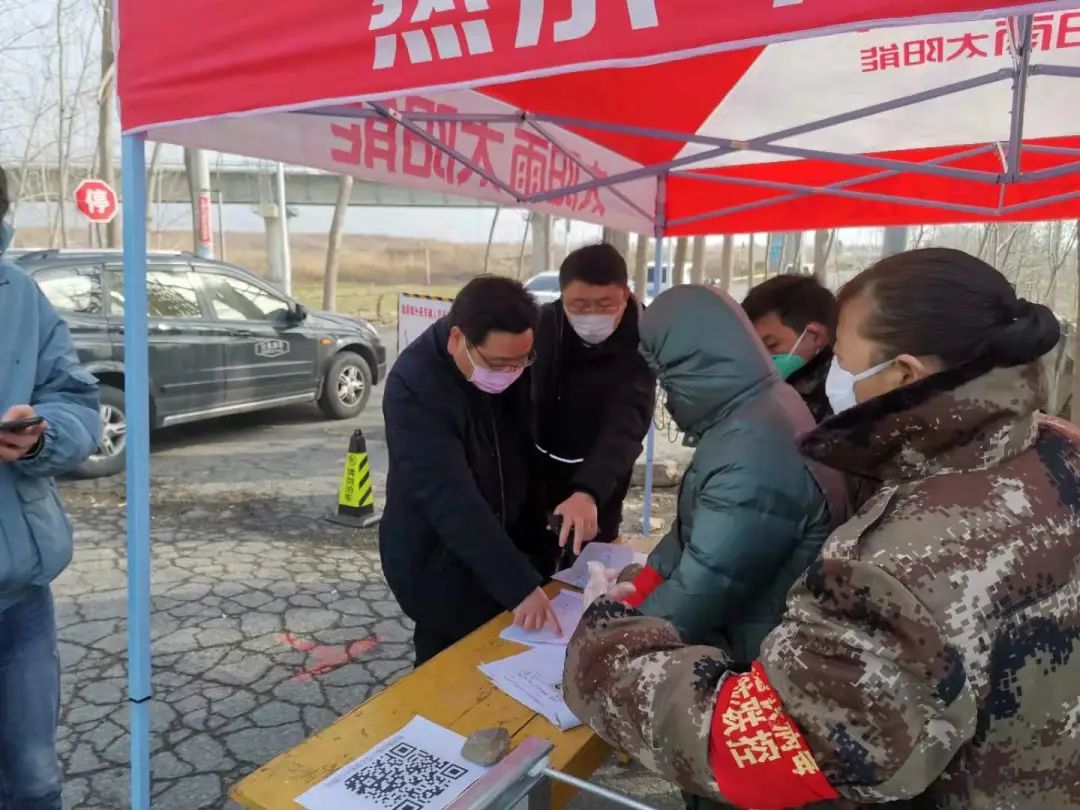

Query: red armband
<box><xmin>708</xmin><ymin>662</ymin><xmax>838</xmax><ymax>809</ymax></box>
<box><xmin>623</xmin><ymin>566</ymin><xmax>663</xmax><ymax>609</ymax></box>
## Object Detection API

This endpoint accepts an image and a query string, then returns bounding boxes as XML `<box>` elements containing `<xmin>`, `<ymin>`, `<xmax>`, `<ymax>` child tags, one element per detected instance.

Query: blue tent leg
<box><xmin>641</xmin><ymin>235</ymin><xmax>665</xmax><ymax>534</ymax></box>
<box><xmin>121</xmin><ymin>133</ymin><xmax>152</xmax><ymax>810</ymax></box>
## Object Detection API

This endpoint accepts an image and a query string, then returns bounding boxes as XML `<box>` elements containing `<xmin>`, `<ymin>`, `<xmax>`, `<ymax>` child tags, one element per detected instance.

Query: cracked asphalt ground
<box><xmin>52</xmin><ymin>328</ymin><xmax>681</xmax><ymax>809</ymax></box>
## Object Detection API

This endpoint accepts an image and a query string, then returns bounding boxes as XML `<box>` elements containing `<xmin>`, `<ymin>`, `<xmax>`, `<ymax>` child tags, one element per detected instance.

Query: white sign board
<box><xmin>397</xmin><ymin>293</ymin><xmax>453</xmax><ymax>354</ymax></box>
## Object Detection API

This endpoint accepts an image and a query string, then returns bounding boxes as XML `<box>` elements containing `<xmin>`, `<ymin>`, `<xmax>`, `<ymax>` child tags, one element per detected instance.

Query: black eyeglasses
<box><xmin>470</xmin><ymin>344</ymin><xmax>537</xmax><ymax>373</ymax></box>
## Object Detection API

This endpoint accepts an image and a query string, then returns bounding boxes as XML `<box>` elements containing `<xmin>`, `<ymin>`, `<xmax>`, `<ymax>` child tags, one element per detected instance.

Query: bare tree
<box><xmin>322</xmin><ymin>175</ymin><xmax>353</xmax><ymax>311</ymax></box>
<box><xmin>54</xmin><ymin>0</ymin><xmax>68</xmax><ymax>245</ymax></box>
<box><xmin>812</xmin><ymin>229</ymin><xmax>833</xmax><ymax>284</ymax></box>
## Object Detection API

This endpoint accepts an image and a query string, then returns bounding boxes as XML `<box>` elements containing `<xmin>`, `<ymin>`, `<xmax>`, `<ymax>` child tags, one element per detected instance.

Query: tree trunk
<box><xmin>672</xmin><ymin>237</ymin><xmax>689</xmax><ymax>285</ymax></box>
<box><xmin>323</xmin><ymin>175</ymin><xmax>352</xmax><ymax>312</ymax></box>
<box><xmin>98</xmin><ymin>0</ymin><xmax>119</xmax><ymax>247</ymax></box>
<box><xmin>55</xmin><ymin>0</ymin><xmax>68</xmax><ymax>247</ymax></box>
<box><xmin>813</xmin><ymin>229</ymin><xmax>831</xmax><ymax>284</ymax></box>
<box><xmin>1073</xmin><ymin>219</ymin><xmax>1080</xmax><ymax>425</ymax></box>
<box><xmin>882</xmin><ymin>226</ymin><xmax>909</xmax><ymax>259</ymax></box>
<box><xmin>690</xmin><ymin>236</ymin><xmax>706</xmax><ymax>285</ymax></box>
<box><xmin>719</xmin><ymin>235</ymin><xmax>734</xmax><ymax>292</ymax></box>
<box><xmin>747</xmin><ymin>234</ymin><xmax>756</xmax><ymax>288</ymax></box>
<box><xmin>602</xmin><ymin>227</ymin><xmax>631</xmax><ymax>260</ymax></box>
<box><xmin>483</xmin><ymin>207</ymin><xmax>500</xmax><ymax>275</ymax></box>
<box><xmin>634</xmin><ymin>234</ymin><xmax>649</xmax><ymax>299</ymax></box>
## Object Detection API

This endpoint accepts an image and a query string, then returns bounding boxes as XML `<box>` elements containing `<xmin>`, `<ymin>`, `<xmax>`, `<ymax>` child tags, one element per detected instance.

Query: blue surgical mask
<box><xmin>0</xmin><ymin>222</ymin><xmax>13</xmax><ymax>255</ymax></box>
<box><xmin>825</xmin><ymin>356</ymin><xmax>895</xmax><ymax>414</ymax></box>
<box><xmin>771</xmin><ymin>329</ymin><xmax>809</xmax><ymax>381</ymax></box>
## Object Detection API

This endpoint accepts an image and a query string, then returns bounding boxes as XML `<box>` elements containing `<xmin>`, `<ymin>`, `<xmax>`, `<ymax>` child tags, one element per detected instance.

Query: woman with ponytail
<box><xmin>565</xmin><ymin>248</ymin><xmax>1080</xmax><ymax>809</ymax></box>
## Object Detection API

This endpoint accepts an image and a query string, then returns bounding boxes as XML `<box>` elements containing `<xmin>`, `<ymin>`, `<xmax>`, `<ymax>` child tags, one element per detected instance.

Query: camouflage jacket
<box><xmin>565</xmin><ymin>361</ymin><xmax>1080</xmax><ymax>808</ymax></box>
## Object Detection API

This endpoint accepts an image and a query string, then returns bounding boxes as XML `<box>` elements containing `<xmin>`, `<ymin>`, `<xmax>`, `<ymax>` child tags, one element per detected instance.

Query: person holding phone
<box><xmin>0</xmin><ymin>165</ymin><xmax>100</xmax><ymax>809</ymax></box>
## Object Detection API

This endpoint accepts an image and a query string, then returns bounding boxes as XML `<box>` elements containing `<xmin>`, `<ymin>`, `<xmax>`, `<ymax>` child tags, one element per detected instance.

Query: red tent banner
<box><xmin>117</xmin><ymin>1</ymin><xmax>1080</xmax><ymax>232</ymax></box>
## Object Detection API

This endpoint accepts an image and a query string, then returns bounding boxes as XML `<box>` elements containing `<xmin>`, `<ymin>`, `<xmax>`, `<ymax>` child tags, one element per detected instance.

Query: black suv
<box><xmin>16</xmin><ymin>250</ymin><xmax>387</xmax><ymax>478</ymax></box>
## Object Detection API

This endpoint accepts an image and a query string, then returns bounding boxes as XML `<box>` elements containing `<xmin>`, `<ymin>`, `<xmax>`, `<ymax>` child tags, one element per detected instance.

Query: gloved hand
<box><xmin>582</xmin><ymin>562</ymin><xmax>617</xmax><ymax>608</ymax></box>
<box><xmin>582</xmin><ymin>562</ymin><xmax>638</xmax><ymax>607</ymax></box>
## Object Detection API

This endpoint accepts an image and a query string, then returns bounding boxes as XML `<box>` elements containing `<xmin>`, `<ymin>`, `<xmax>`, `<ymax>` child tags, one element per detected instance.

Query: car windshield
<box><xmin>526</xmin><ymin>274</ymin><xmax>559</xmax><ymax>292</ymax></box>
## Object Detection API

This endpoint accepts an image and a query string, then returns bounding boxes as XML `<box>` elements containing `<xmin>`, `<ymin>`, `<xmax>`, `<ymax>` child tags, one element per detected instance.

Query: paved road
<box><xmin>51</xmin><ymin>326</ymin><xmax>680</xmax><ymax>809</ymax></box>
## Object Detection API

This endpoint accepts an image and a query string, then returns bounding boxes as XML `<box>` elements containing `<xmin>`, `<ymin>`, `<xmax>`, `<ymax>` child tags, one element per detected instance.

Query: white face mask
<box><xmin>566</xmin><ymin>312</ymin><xmax>619</xmax><ymax>345</ymax></box>
<box><xmin>826</xmin><ymin>356</ymin><xmax>895</xmax><ymax>414</ymax></box>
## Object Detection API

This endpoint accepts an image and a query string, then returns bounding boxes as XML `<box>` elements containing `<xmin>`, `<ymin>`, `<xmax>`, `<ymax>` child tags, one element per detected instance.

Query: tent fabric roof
<box><xmin>117</xmin><ymin>1</ymin><xmax>1080</xmax><ymax>234</ymax></box>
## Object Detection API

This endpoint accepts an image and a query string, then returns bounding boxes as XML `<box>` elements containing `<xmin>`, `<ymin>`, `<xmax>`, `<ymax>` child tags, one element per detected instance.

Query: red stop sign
<box><xmin>75</xmin><ymin>179</ymin><xmax>119</xmax><ymax>224</ymax></box>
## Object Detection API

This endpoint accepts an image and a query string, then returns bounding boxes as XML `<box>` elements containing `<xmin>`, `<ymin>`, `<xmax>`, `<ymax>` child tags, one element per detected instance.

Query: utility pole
<box><xmin>323</xmin><ymin>174</ymin><xmax>352</xmax><ymax>311</ymax></box>
<box><xmin>184</xmin><ymin>148</ymin><xmax>213</xmax><ymax>258</ymax></box>
<box><xmin>97</xmin><ymin>0</ymin><xmax>119</xmax><ymax>248</ymax></box>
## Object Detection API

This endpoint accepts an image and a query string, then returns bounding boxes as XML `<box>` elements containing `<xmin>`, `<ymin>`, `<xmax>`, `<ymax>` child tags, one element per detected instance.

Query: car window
<box><xmin>526</xmin><ymin>274</ymin><xmax>559</xmax><ymax>292</ymax></box>
<box><xmin>34</xmin><ymin>266</ymin><xmax>103</xmax><ymax>314</ymax></box>
<box><xmin>106</xmin><ymin>264</ymin><xmax>203</xmax><ymax>319</ymax></box>
<box><xmin>200</xmin><ymin>271</ymin><xmax>290</xmax><ymax>322</ymax></box>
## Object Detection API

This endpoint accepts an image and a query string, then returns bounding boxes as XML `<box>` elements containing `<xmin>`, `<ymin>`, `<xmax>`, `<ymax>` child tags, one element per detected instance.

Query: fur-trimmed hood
<box><xmin>800</xmin><ymin>360</ymin><xmax>1047</xmax><ymax>481</ymax></box>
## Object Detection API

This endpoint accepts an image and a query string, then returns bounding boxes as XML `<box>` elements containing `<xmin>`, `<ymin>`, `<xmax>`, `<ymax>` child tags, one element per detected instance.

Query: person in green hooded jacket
<box><xmin>621</xmin><ymin>285</ymin><xmax>848</xmax><ymax>668</ymax></box>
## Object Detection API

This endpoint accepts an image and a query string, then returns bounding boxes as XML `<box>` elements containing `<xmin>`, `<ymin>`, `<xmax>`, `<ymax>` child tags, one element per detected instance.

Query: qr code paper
<box><xmin>343</xmin><ymin>742</ymin><xmax>469</xmax><ymax>810</ymax></box>
<box><xmin>297</xmin><ymin>717</ymin><xmax>486</xmax><ymax>810</ymax></box>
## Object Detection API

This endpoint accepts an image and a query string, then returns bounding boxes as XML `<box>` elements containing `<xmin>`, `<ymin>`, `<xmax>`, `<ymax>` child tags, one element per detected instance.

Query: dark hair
<box><xmin>559</xmin><ymin>243</ymin><xmax>628</xmax><ymax>289</ymax></box>
<box><xmin>449</xmin><ymin>275</ymin><xmax>538</xmax><ymax>345</ymax></box>
<box><xmin>0</xmin><ymin>165</ymin><xmax>9</xmax><ymax>222</ymax></box>
<box><xmin>742</xmin><ymin>275</ymin><xmax>837</xmax><ymax>338</ymax></box>
<box><xmin>838</xmin><ymin>247</ymin><xmax>1060</xmax><ymax>368</ymax></box>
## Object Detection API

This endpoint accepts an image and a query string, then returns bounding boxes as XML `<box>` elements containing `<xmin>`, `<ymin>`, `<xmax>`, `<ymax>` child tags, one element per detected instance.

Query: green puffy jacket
<box><xmin>637</xmin><ymin>286</ymin><xmax>847</xmax><ymax>665</ymax></box>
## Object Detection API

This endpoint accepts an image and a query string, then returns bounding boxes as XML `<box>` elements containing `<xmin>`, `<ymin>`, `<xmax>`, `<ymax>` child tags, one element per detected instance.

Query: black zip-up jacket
<box><xmin>379</xmin><ymin>319</ymin><xmax>550</xmax><ymax>623</ymax></box>
<box><xmin>532</xmin><ymin>298</ymin><xmax>656</xmax><ymax>507</ymax></box>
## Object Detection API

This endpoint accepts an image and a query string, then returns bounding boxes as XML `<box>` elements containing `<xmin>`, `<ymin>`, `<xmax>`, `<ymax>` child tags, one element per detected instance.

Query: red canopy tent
<box><xmin>114</xmin><ymin>3</ymin><xmax>1080</xmax><ymax>807</ymax></box>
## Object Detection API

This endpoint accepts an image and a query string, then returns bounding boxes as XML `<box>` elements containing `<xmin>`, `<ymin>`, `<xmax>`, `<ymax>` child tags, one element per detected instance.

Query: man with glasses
<box><xmin>533</xmin><ymin>244</ymin><xmax>655</xmax><ymax>561</ymax></box>
<box><xmin>381</xmin><ymin>275</ymin><xmax>560</xmax><ymax>665</ymax></box>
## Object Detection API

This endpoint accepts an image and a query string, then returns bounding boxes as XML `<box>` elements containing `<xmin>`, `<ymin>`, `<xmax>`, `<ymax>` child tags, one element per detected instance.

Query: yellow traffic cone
<box><xmin>328</xmin><ymin>429</ymin><xmax>381</xmax><ymax>528</ymax></box>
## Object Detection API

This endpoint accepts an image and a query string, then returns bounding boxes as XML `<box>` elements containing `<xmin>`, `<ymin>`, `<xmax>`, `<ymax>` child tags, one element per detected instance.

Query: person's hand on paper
<box><xmin>513</xmin><ymin>587</ymin><xmax>563</xmax><ymax>634</ymax></box>
<box><xmin>554</xmin><ymin>491</ymin><xmax>598</xmax><ymax>555</ymax></box>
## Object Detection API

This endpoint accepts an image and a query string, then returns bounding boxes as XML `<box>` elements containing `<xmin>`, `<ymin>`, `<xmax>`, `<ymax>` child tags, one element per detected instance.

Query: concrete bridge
<box><xmin>7</xmin><ymin>164</ymin><xmax>492</xmax><ymax>208</ymax></box>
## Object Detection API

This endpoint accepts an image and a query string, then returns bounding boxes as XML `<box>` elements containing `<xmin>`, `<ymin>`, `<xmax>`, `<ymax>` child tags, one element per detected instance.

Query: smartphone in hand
<box><xmin>0</xmin><ymin>416</ymin><xmax>45</xmax><ymax>434</ymax></box>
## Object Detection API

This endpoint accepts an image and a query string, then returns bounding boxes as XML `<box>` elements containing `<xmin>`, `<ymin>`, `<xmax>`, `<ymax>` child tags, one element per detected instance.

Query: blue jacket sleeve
<box><xmin>17</xmin><ymin>287</ymin><xmax>100</xmax><ymax>479</ymax></box>
<box><xmin>640</xmin><ymin>460</ymin><xmax>804</xmax><ymax>644</ymax></box>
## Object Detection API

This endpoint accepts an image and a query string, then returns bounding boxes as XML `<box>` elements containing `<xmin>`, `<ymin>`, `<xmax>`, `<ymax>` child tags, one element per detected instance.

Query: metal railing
<box><xmin>447</xmin><ymin>738</ymin><xmax>659</xmax><ymax>810</ymax></box>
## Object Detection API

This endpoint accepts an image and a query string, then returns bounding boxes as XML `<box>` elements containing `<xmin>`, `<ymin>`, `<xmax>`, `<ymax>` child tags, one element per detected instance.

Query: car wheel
<box><xmin>319</xmin><ymin>351</ymin><xmax>372</xmax><ymax>420</ymax></box>
<box><xmin>73</xmin><ymin>384</ymin><xmax>127</xmax><ymax>478</ymax></box>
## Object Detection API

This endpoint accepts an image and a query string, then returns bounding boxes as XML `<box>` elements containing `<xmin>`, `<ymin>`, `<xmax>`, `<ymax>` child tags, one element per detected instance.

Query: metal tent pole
<box><xmin>641</xmin><ymin>172</ymin><xmax>668</xmax><ymax>535</ymax></box>
<box><xmin>121</xmin><ymin>133</ymin><xmax>152</xmax><ymax>810</ymax></box>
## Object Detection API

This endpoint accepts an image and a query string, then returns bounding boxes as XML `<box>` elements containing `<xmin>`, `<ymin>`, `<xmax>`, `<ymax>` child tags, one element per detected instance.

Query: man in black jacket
<box><xmin>742</xmin><ymin>275</ymin><xmax>837</xmax><ymax>423</ymax></box>
<box><xmin>533</xmin><ymin>244</ymin><xmax>655</xmax><ymax>557</ymax></box>
<box><xmin>380</xmin><ymin>276</ymin><xmax>561</xmax><ymax>666</ymax></box>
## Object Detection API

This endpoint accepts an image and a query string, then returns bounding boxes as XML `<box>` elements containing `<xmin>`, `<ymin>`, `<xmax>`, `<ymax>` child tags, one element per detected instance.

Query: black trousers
<box><xmin>541</xmin><ymin>456</ymin><xmax>632</xmax><ymax>551</ymax></box>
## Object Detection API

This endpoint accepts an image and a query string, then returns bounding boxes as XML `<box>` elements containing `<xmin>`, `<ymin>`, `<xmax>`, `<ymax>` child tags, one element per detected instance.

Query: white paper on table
<box><xmin>480</xmin><ymin>645</ymin><xmax>581</xmax><ymax>731</ymax></box>
<box><xmin>297</xmin><ymin>716</ymin><xmax>488</xmax><ymax>810</ymax></box>
<box><xmin>499</xmin><ymin>591</ymin><xmax>585</xmax><ymax>647</ymax></box>
<box><xmin>551</xmin><ymin>543</ymin><xmax>647</xmax><ymax>590</ymax></box>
